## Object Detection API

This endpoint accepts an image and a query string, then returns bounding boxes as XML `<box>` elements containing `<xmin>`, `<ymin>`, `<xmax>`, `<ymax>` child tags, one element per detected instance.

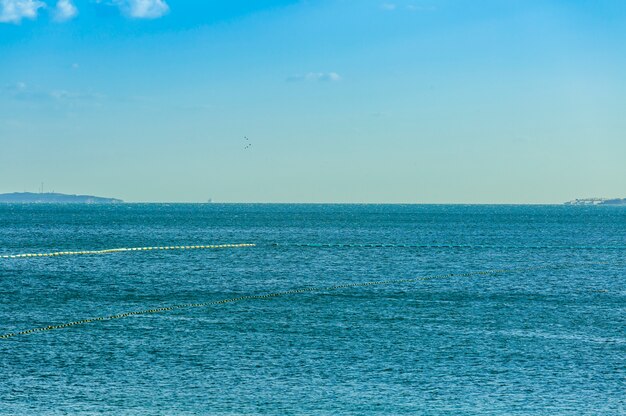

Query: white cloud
<box><xmin>0</xmin><ymin>0</ymin><xmax>45</xmax><ymax>24</ymax></box>
<box><xmin>288</xmin><ymin>72</ymin><xmax>342</xmax><ymax>82</ymax></box>
<box><xmin>115</xmin><ymin>0</ymin><xmax>169</xmax><ymax>19</ymax></box>
<box><xmin>53</xmin><ymin>0</ymin><xmax>77</xmax><ymax>22</ymax></box>
<box><xmin>380</xmin><ymin>3</ymin><xmax>396</xmax><ymax>11</ymax></box>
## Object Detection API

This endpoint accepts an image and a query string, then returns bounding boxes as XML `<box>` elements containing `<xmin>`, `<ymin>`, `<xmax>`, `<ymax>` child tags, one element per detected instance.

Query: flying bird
<box><xmin>244</xmin><ymin>136</ymin><xmax>252</xmax><ymax>150</ymax></box>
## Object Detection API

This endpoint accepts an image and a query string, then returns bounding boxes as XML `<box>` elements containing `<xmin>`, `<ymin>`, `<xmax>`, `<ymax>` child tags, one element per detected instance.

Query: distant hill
<box><xmin>0</xmin><ymin>192</ymin><xmax>123</xmax><ymax>204</ymax></box>
<box><xmin>564</xmin><ymin>198</ymin><xmax>626</xmax><ymax>206</ymax></box>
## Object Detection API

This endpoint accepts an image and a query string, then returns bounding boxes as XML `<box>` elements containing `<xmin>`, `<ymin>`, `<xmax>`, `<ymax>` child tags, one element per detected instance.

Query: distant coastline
<box><xmin>0</xmin><ymin>192</ymin><xmax>123</xmax><ymax>204</ymax></box>
<box><xmin>564</xmin><ymin>198</ymin><xmax>626</xmax><ymax>206</ymax></box>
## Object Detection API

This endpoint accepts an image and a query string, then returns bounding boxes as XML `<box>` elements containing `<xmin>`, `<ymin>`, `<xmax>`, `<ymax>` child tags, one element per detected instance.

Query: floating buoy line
<box><xmin>0</xmin><ymin>240</ymin><xmax>618</xmax><ymax>339</ymax></box>
<box><xmin>0</xmin><ymin>243</ymin><xmax>256</xmax><ymax>259</ymax></box>
<box><xmin>0</xmin><ymin>262</ymin><xmax>598</xmax><ymax>340</ymax></box>
<box><xmin>282</xmin><ymin>243</ymin><xmax>626</xmax><ymax>250</ymax></box>
<box><xmin>2</xmin><ymin>242</ymin><xmax>624</xmax><ymax>261</ymax></box>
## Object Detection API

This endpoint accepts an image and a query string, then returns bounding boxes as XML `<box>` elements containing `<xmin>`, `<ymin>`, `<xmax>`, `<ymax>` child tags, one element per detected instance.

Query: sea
<box><xmin>0</xmin><ymin>204</ymin><xmax>624</xmax><ymax>415</ymax></box>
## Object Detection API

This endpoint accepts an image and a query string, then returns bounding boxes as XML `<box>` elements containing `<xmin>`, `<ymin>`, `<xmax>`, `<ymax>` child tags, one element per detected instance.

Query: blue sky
<box><xmin>1</xmin><ymin>0</ymin><xmax>625</xmax><ymax>203</ymax></box>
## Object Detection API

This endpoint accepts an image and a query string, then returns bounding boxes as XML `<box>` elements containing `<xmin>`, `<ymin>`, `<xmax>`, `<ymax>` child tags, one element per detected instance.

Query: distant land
<box><xmin>0</xmin><ymin>192</ymin><xmax>123</xmax><ymax>204</ymax></box>
<box><xmin>564</xmin><ymin>198</ymin><xmax>626</xmax><ymax>206</ymax></box>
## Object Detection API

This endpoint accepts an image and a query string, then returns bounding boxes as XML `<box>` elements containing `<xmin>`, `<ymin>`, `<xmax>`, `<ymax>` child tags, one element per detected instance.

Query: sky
<box><xmin>1</xmin><ymin>0</ymin><xmax>625</xmax><ymax>203</ymax></box>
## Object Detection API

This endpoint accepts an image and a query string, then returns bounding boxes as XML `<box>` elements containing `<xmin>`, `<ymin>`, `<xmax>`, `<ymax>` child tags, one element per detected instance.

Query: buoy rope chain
<box><xmin>280</xmin><ymin>243</ymin><xmax>626</xmax><ymax>250</ymax></box>
<box><xmin>0</xmin><ymin>262</ymin><xmax>601</xmax><ymax>340</ymax></box>
<box><xmin>0</xmin><ymin>243</ymin><xmax>256</xmax><ymax>259</ymax></box>
<box><xmin>3</xmin><ymin>241</ymin><xmax>624</xmax><ymax>260</ymax></box>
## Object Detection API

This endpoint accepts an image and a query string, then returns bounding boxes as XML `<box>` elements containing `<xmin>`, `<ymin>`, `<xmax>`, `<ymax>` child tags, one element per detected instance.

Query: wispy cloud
<box><xmin>49</xmin><ymin>89</ymin><xmax>103</xmax><ymax>100</ymax></box>
<box><xmin>287</xmin><ymin>72</ymin><xmax>342</xmax><ymax>82</ymax></box>
<box><xmin>114</xmin><ymin>0</ymin><xmax>169</xmax><ymax>19</ymax></box>
<box><xmin>406</xmin><ymin>4</ymin><xmax>436</xmax><ymax>12</ymax></box>
<box><xmin>4</xmin><ymin>81</ymin><xmax>28</xmax><ymax>94</ymax></box>
<box><xmin>0</xmin><ymin>0</ymin><xmax>45</xmax><ymax>24</ymax></box>
<box><xmin>1</xmin><ymin>0</ymin><xmax>171</xmax><ymax>23</ymax></box>
<box><xmin>380</xmin><ymin>2</ymin><xmax>436</xmax><ymax>12</ymax></box>
<box><xmin>53</xmin><ymin>0</ymin><xmax>77</xmax><ymax>22</ymax></box>
<box><xmin>3</xmin><ymin>82</ymin><xmax>103</xmax><ymax>102</ymax></box>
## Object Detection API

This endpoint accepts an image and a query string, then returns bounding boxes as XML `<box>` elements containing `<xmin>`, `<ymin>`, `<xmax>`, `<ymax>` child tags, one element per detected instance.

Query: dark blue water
<box><xmin>1</xmin><ymin>204</ymin><xmax>624</xmax><ymax>415</ymax></box>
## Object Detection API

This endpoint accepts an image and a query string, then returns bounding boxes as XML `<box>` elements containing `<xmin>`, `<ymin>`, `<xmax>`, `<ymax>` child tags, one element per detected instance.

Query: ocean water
<box><xmin>0</xmin><ymin>204</ymin><xmax>624</xmax><ymax>415</ymax></box>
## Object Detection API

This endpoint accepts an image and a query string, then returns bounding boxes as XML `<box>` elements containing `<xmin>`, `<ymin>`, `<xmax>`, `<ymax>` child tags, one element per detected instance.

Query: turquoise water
<box><xmin>1</xmin><ymin>204</ymin><xmax>624</xmax><ymax>415</ymax></box>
